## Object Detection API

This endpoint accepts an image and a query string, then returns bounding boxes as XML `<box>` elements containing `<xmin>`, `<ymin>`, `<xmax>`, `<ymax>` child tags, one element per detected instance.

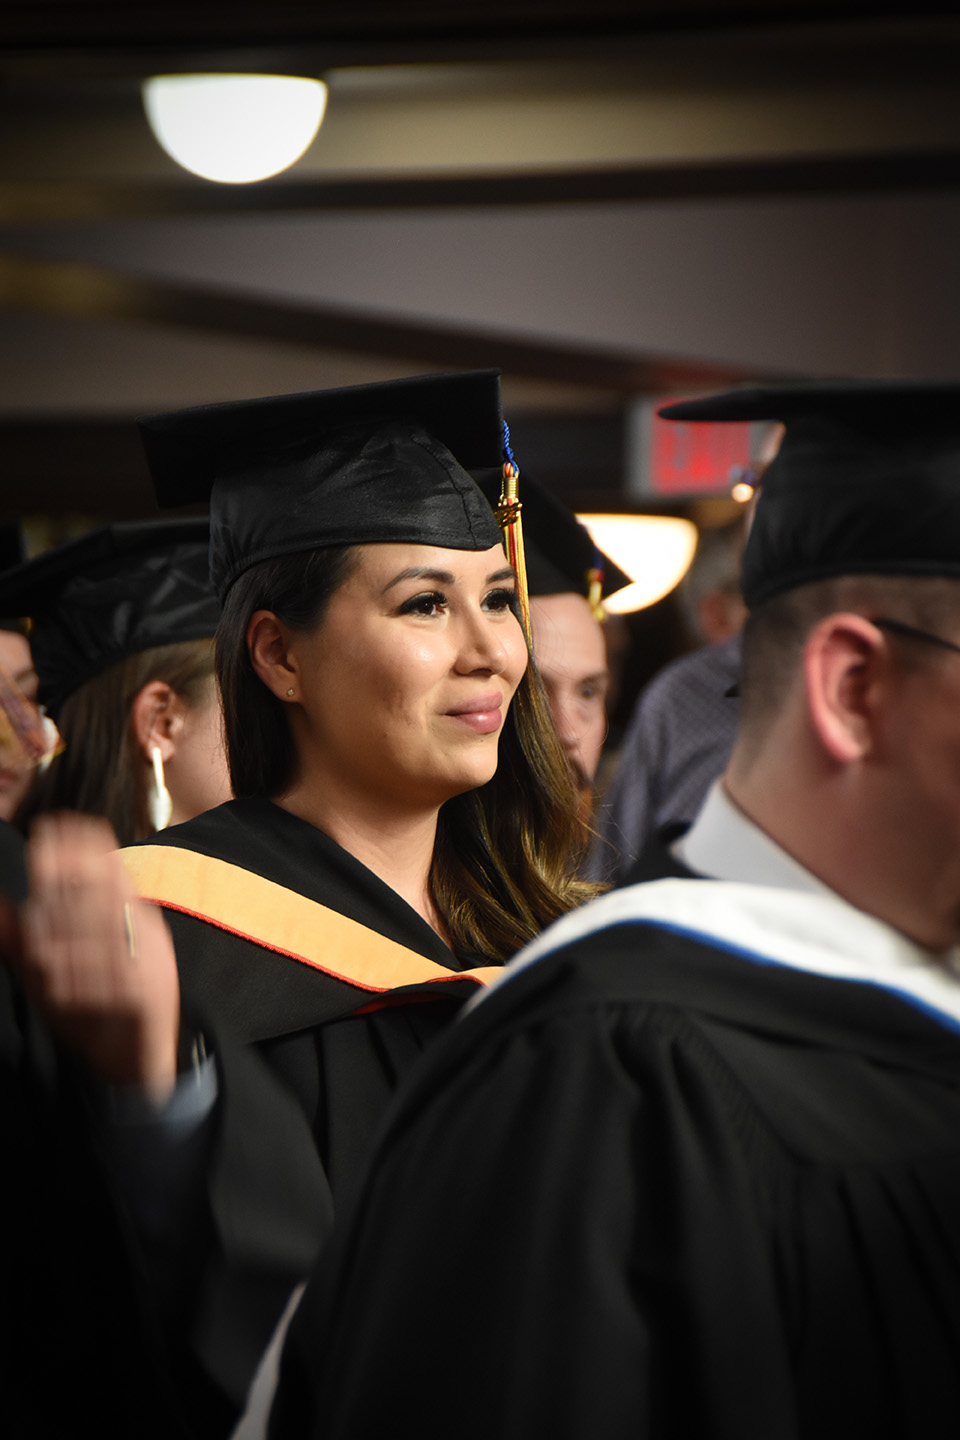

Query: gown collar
<box><xmin>487</xmin><ymin>782</ymin><xmax>960</xmax><ymax>1033</ymax></box>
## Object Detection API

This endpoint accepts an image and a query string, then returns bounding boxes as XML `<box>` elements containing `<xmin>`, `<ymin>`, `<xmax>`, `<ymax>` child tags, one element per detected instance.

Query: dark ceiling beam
<box><xmin>0</xmin><ymin>413</ymin><xmax>749</xmax><ymax>519</ymax></box>
<box><xmin>4</xmin><ymin>2</ymin><xmax>948</xmax><ymax>54</ymax></box>
<box><xmin>2</xmin><ymin>149</ymin><xmax>958</xmax><ymax>228</ymax></box>
<box><xmin>0</xmin><ymin>251</ymin><xmax>752</xmax><ymax>394</ymax></box>
<box><xmin>0</xmin><ymin>412</ymin><xmax>631</xmax><ymax>518</ymax></box>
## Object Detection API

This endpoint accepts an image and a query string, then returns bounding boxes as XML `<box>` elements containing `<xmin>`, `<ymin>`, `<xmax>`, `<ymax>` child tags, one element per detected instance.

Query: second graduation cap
<box><xmin>0</xmin><ymin>520</ymin><xmax>218</xmax><ymax>721</ymax></box>
<box><xmin>659</xmin><ymin>380</ymin><xmax>960</xmax><ymax>608</ymax></box>
<box><xmin>472</xmin><ymin>470</ymin><xmax>632</xmax><ymax>610</ymax></box>
<box><xmin>139</xmin><ymin>370</ymin><xmax>507</xmax><ymax>601</ymax></box>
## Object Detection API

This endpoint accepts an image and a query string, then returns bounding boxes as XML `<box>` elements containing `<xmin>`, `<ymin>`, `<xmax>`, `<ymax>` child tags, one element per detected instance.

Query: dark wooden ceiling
<box><xmin>2</xmin><ymin>0</ymin><xmax>958</xmax><ymax>513</ymax></box>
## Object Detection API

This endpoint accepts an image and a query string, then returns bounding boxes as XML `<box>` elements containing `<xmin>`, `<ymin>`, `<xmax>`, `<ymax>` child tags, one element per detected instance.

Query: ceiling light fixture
<box><xmin>142</xmin><ymin>74</ymin><xmax>328</xmax><ymax>184</ymax></box>
<box><xmin>577</xmin><ymin>513</ymin><xmax>699</xmax><ymax>614</ymax></box>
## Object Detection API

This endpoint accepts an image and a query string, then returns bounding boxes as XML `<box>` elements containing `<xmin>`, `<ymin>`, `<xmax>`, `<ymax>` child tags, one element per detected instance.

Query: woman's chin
<box><xmin>420</xmin><ymin>753</ymin><xmax>498</xmax><ymax>806</ymax></box>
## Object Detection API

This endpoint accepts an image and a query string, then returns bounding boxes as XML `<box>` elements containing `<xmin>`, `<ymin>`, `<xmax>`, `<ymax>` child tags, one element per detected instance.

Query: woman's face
<box><xmin>286</xmin><ymin>543</ymin><xmax>528</xmax><ymax>812</ymax></box>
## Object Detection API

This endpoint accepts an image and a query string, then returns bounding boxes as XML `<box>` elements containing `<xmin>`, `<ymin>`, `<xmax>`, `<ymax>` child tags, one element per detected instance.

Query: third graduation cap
<box><xmin>660</xmin><ymin>380</ymin><xmax>960</xmax><ymax>608</ymax></box>
<box><xmin>140</xmin><ymin>370</ymin><xmax>507</xmax><ymax>600</ymax></box>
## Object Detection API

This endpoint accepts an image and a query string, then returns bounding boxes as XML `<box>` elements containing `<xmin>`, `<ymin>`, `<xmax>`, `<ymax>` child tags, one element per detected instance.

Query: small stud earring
<box><xmin>286</xmin><ymin>688</ymin><xmax>295</xmax><ymax>697</ymax></box>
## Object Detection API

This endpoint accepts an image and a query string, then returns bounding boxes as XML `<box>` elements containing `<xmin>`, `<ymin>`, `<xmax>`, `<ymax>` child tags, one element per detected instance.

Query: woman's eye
<box><xmin>483</xmin><ymin>588</ymin><xmax>516</xmax><ymax>613</ymax></box>
<box><xmin>399</xmin><ymin>591</ymin><xmax>447</xmax><ymax>617</ymax></box>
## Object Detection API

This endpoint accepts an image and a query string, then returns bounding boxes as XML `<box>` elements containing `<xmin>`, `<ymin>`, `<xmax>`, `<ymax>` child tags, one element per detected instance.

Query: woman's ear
<box><xmin>803</xmin><ymin>613</ymin><xmax>887</xmax><ymax>765</ymax></box>
<box><xmin>247</xmin><ymin>610</ymin><xmax>299</xmax><ymax>701</ymax></box>
<box><xmin>130</xmin><ymin>681</ymin><xmax>186</xmax><ymax>763</ymax></box>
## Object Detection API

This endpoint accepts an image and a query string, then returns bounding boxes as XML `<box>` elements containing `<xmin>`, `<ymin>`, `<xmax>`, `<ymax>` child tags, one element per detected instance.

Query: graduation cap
<box><xmin>0</xmin><ymin>519</ymin><xmax>219</xmax><ymax>721</ymax></box>
<box><xmin>473</xmin><ymin>469</ymin><xmax>631</xmax><ymax>617</ymax></box>
<box><xmin>659</xmin><ymin>380</ymin><xmax>960</xmax><ymax>608</ymax></box>
<box><xmin>139</xmin><ymin>370</ymin><xmax>508</xmax><ymax>602</ymax></box>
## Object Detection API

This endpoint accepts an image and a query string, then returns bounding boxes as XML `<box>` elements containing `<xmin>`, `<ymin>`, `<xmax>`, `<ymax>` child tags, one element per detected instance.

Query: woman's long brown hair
<box><xmin>217</xmin><ymin>548</ymin><xmax>599</xmax><ymax>962</ymax></box>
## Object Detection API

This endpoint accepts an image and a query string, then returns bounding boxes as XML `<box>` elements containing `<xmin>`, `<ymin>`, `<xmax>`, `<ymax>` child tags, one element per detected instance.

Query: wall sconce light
<box><xmin>577</xmin><ymin>514</ymin><xmax>699</xmax><ymax>614</ymax></box>
<box><xmin>142</xmin><ymin>74</ymin><xmax>328</xmax><ymax>184</ymax></box>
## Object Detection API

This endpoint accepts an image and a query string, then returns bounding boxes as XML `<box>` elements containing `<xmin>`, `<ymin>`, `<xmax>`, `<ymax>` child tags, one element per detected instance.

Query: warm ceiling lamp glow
<box><xmin>142</xmin><ymin>74</ymin><xmax>328</xmax><ymax>184</ymax></box>
<box><xmin>577</xmin><ymin>514</ymin><xmax>698</xmax><ymax>614</ymax></box>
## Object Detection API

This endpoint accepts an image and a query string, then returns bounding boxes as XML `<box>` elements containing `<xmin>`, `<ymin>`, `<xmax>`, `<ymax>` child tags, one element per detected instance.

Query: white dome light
<box><xmin>142</xmin><ymin>74</ymin><xmax>328</xmax><ymax>185</ymax></box>
<box><xmin>576</xmin><ymin>514</ymin><xmax>699</xmax><ymax>614</ymax></box>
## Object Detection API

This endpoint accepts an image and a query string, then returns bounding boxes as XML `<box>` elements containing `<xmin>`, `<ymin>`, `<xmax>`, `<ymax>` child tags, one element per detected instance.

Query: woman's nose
<box><xmin>454</xmin><ymin>613</ymin><xmax>507</xmax><ymax>674</ymax></box>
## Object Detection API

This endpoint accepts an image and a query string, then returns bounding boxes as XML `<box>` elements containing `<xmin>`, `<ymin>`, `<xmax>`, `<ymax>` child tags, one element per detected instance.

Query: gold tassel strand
<box><xmin>496</xmin><ymin>458</ymin><xmax>530</xmax><ymax>636</ymax></box>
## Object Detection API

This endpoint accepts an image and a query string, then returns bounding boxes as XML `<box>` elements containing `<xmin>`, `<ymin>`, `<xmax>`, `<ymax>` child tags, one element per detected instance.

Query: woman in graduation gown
<box><xmin>7</xmin><ymin>372</ymin><xmax>589</xmax><ymax>1433</ymax></box>
<box><xmin>124</xmin><ymin>369</ymin><xmax>593</xmax><ymax>1204</ymax></box>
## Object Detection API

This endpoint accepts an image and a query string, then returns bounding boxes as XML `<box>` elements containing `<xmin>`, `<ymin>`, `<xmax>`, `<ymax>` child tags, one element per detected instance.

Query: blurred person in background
<box><xmin>0</xmin><ymin>526</ymin><xmax>327</xmax><ymax>1440</ymax></box>
<box><xmin>3</xmin><ymin>519</ymin><xmax>232</xmax><ymax>845</ymax></box>
<box><xmin>475</xmin><ymin>469</ymin><xmax>631</xmax><ymax>812</ymax></box>
<box><xmin>591</xmin><ymin>423</ymin><xmax>781</xmax><ymax>883</ymax></box>
<box><xmin>589</xmin><ymin>515</ymin><xmax>746</xmax><ymax>881</ymax></box>
<box><xmin>0</xmin><ymin>520</ymin><xmax>42</xmax><ymax>827</ymax></box>
<box><xmin>2</xmin><ymin>810</ymin><xmax>327</xmax><ymax>1440</ymax></box>
<box><xmin>0</xmin><ymin>620</ymin><xmax>41</xmax><ymax>826</ymax></box>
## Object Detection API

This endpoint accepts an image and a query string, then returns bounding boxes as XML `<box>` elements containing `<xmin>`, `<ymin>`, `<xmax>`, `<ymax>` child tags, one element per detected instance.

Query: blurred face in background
<box><xmin>0</xmin><ymin>627</ymin><xmax>40</xmax><ymax>822</ymax></box>
<box><xmin>530</xmin><ymin>592</ymin><xmax>608</xmax><ymax>790</ymax></box>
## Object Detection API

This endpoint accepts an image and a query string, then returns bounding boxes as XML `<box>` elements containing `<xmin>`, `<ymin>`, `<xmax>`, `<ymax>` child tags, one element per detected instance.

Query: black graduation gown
<box><xmin>1</xmin><ymin>815</ymin><xmax>331</xmax><ymax>1436</ymax></box>
<box><xmin>0</xmin><ymin>816</ymin><xmax>26</xmax><ymax>902</ymax></box>
<box><xmin>2</xmin><ymin>946</ymin><xmax>329</xmax><ymax>1438</ymax></box>
<box><xmin>271</xmin><ymin>919</ymin><xmax>960</xmax><ymax>1440</ymax></box>
<box><xmin>3</xmin><ymin>966</ymin><xmax>185</xmax><ymax>1440</ymax></box>
<box><xmin>123</xmin><ymin>797</ymin><xmax>499</xmax><ymax>1201</ymax></box>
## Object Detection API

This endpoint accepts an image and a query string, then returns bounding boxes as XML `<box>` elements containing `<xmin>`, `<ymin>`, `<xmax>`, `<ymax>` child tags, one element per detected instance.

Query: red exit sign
<box><xmin>648</xmin><ymin>398</ymin><xmax>751</xmax><ymax>495</ymax></box>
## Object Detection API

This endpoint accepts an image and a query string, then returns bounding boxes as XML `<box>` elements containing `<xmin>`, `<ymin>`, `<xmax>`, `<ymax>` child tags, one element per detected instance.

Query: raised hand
<box><xmin>16</xmin><ymin>813</ymin><xmax>180</xmax><ymax>1101</ymax></box>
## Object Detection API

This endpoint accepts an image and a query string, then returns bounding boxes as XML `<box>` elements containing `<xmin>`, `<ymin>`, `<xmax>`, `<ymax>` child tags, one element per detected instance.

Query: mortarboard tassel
<box><xmin>585</xmin><ymin>563</ymin><xmax>607</xmax><ymax>624</ymax></box>
<box><xmin>495</xmin><ymin>423</ymin><xmax>530</xmax><ymax>636</ymax></box>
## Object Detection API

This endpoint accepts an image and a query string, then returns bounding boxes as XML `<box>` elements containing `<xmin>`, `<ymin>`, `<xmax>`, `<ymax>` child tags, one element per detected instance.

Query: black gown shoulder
<box><xmin>272</xmin><ymin>919</ymin><xmax>960</xmax><ymax>1440</ymax></box>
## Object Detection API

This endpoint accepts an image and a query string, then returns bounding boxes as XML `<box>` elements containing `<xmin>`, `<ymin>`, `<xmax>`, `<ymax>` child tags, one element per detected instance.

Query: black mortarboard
<box><xmin>0</xmin><ymin>520</ymin><xmax>219</xmax><ymax>720</ymax></box>
<box><xmin>660</xmin><ymin>380</ymin><xmax>960</xmax><ymax>608</ymax></box>
<box><xmin>139</xmin><ymin>370</ymin><xmax>506</xmax><ymax>600</ymax></box>
<box><xmin>473</xmin><ymin>469</ymin><xmax>631</xmax><ymax>604</ymax></box>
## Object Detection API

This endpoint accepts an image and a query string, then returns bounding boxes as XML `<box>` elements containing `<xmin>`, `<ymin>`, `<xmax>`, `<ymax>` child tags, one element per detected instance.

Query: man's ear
<box><xmin>130</xmin><ymin>681</ymin><xmax>185</xmax><ymax>764</ymax></box>
<box><xmin>247</xmin><ymin>610</ymin><xmax>299</xmax><ymax>702</ymax></box>
<box><xmin>803</xmin><ymin>613</ymin><xmax>887</xmax><ymax>764</ymax></box>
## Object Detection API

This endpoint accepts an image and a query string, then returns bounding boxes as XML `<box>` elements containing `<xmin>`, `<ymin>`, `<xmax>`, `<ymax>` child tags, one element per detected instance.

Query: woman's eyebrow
<box><xmin>382</xmin><ymin>564</ymin><xmax>516</xmax><ymax>595</ymax></box>
<box><xmin>382</xmin><ymin>567</ymin><xmax>456</xmax><ymax>594</ymax></box>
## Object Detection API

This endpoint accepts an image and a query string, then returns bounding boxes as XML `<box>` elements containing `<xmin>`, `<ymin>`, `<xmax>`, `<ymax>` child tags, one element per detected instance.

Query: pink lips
<box><xmin>445</xmin><ymin>691</ymin><xmax>504</xmax><ymax>735</ymax></box>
